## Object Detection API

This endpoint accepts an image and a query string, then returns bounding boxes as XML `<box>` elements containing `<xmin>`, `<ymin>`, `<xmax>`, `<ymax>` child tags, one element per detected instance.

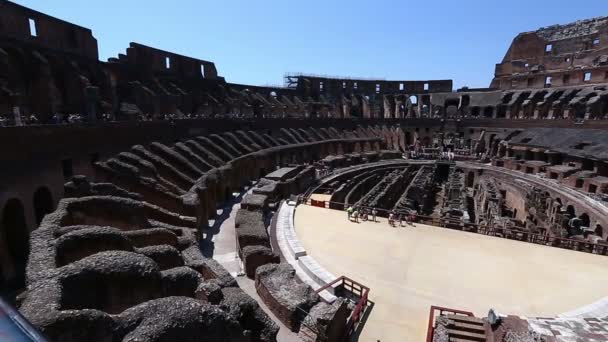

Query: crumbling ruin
<box><xmin>2</xmin><ymin>1</ymin><xmax>608</xmax><ymax>341</ymax></box>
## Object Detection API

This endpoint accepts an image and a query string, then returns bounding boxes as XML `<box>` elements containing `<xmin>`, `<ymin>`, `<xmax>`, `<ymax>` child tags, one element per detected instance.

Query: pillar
<box><xmin>85</xmin><ymin>86</ymin><xmax>99</xmax><ymax>123</ymax></box>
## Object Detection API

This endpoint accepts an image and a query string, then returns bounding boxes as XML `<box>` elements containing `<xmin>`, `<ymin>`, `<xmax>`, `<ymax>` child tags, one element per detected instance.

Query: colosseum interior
<box><xmin>1</xmin><ymin>1</ymin><xmax>608</xmax><ymax>341</ymax></box>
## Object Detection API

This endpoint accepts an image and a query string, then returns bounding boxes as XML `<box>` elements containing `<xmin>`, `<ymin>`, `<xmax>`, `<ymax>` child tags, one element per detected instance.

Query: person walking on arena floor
<box><xmin>352</xmin><ymin>209</ymin><xmax>359</xmax><ymax>223</ymax></box>
<box><xmin>388</xmin><ymin>211</ymin><xmax>395</xmax><ymax>227</ymax></box>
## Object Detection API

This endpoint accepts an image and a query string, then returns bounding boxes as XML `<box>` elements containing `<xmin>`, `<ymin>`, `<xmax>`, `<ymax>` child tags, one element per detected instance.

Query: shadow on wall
<box><xmin>200</xmin><ymin>188</ymin><xmax>247</xmax><ymax>258</ymax></box>
<box><xmin>1</xmin><ymin>198</ymin><xmax>29</xmax><ymax>300</ymax></box>
<box><xmin>33</xmin><ymin>186</ymin><xmax>54</xmax><ymax>225</ymax></box>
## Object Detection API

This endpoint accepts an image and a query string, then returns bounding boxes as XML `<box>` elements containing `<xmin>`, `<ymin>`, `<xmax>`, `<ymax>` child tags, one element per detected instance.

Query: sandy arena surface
<box><xmin>295</xmin><ymin>205</ymin><xmax>608</xmax><ymax>342</ymax></box>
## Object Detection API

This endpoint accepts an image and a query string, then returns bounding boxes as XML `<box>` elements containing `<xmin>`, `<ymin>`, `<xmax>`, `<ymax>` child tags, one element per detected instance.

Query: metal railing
<box><xmin>426</xmin><ymin>306</ymin><xmax>475</xmax><ymax>342</ymax></box>
<box><xmin>300</xmin><ymin>198</ymin><xmax>608</xmax><ymax>256</ymax></box>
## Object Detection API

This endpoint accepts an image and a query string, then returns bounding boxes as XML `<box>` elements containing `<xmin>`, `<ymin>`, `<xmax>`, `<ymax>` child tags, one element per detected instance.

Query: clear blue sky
<box><xmin>13</xmin><ymin>0</ymin><xmax>608</xmax><ymax>89</ymax></box>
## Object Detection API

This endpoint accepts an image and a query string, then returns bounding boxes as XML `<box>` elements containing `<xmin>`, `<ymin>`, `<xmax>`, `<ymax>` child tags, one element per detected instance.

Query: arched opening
<box><xmin>595</xmin><ymin>224</ymin><xmax>603</xmax><ymax>237</ymax></box>
<box><xmin>404</xmin><ymin>131</ymin><xmax>412</xmax><ymax>145</ymax></box>
<box><xmin>444</xmin><ymin>99</ymin><xmax>460</xmax><ymax>118</ymax></box>
<box><xmin>1</xmin><ymin>198</ymin><xmax>29</xmax><ymax>289</ymax></box>
<box><xmin>467</xmin><ymin>171</ymin><xmax>475</xmax><ymax>187</ymax></box>
<box><xmin>33</xmin><ymin>186</ymin><xmax>54</xmax><ymax>225</ymax></box>
<box><xmin>460</xmin><ymin>95</ymin><xmax>470</xmax><ymax>108</ymax></box>
<box><xmin>422</xmin><ymin>136</ymin><xmax>431</xmax><ymax>147</ymax></box>
<box><xmin>446</xmin><ymin>105</ymin><xmax>458</xmax><ymax>118</ymax></box>
<box><xmin>483</xmin><ymin>106</ymin><xmax>494</xmax><ymax>118</ymax></box>
<box><xmin>579</xmin><ymin>213</ymin><xmax>590</xmax><ymax>228</ymax></box>
<box><xmin>566</xmin><ymin>205</ymin><xmax>576</xmax><ymax>218</ymax></box>
<box><xmin>496</xmin><ymin>105</ymin><xmax>507</xmax><ymax>118</ymax></box>
<box><xmin>471</xmin><ymin>107</ymin><xmax>480</xmax><ymax>117</ymax></box>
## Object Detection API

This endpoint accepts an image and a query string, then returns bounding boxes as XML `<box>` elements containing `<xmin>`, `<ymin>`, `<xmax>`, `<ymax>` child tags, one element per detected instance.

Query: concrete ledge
<box><xmin>275</xmin><ymin>201</ymin><xmax>337</xmax><ymax>302</ymax></box>
<box><xmin>297</xmin><ymin>256</ymin><xmax>336</xmax><ymax>288</ymax></box>
<box><xmin>279</xmin><ymin>203</ymin><xmax>306</xmax><ymax>259</ymax></box>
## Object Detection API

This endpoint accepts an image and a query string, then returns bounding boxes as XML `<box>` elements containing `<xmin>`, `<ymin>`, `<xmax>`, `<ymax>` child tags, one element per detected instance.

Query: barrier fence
<box><xmin>300</xmin><ymin>197</ymin><xmax>608</xmax><ymax>256</ymax></box>
<box><xmin>425</xmin><ymin>306</ymin><xmax>475</xmax><ymax>342</ymax></box>
<box><xmin>314</xmin><ymin>276</ymin><xmax>370</xmax><ymax>341</ymax></box>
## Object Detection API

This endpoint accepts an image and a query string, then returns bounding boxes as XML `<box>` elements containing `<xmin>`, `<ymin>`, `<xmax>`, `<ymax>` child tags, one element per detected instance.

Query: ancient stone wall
<box><xmin>492</xmin><ymin>16</ymin><xmax>608</xmax><ymax>90</ymax></box>
<box><xmin>0</xmin><ymin>0</ymin><xmax>98</xmax><ymax>59</ymax></box>
<box><xmin>5</xmin><ymin>123</ymin><xmax>383</xmax><ymax>309</ymax></box>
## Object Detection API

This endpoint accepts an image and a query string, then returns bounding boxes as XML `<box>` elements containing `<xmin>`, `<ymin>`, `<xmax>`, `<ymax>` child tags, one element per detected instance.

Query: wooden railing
<box><xmin>315</xmin><ymin>276</ymin><xmax>370</xmax><ymax>341</ymax></box>
<box><xmin>426</xmin><ymin>306</ymin><xmax>475</xmax><ymax>342</ymax></box>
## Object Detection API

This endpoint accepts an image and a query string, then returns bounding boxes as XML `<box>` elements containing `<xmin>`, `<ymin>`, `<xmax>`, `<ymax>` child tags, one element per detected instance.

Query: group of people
<box><xmin>346</xmin><ymin>206</ymin><xmax>378</xmax><ymax>223</ymax></box>
<box><xmin>0</xmin><ymin>110</ymin><xmax>302</xmax><ymax>127</ymax></box>
<box><xmin>346</xmin><ymin>206</ymin><xmax>417</xmax><ymax>228</ymax></box>
<box><xmin>388</xmin><ymin>210</ymin><xmax>417</xmax><ymax>228</ymax></box>
<box><xmin>0</xmin><ymin>114</ymin><xmax>40</xmax><ymax>126</ymax></box>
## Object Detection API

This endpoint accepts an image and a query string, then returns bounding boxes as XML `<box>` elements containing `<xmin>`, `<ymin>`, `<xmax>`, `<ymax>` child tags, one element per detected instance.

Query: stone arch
<box><xmin>483</xmin><ymin>106</ymin><xmax>494</xmax><ymax>118</ymax></box>
<box><xmin>404</xmin><ymin>131</ymin><xmax>412</xmax><ymax>145</ymax></box>
<box><xmin>554</xmin><ymin>197</ymin><xmax>563</xmax><ymax>212</ymax></box>
<box><xmin>467</xmin><ymin>171</ymin><xmax>475</xmax><ymax>187</ymax></box>
<box><xmin>566</xmin><ymin>205</ymin><xmax>576</xmax><ymax>218</ymax></box>
<box><xmin>471</xmin><ymin>107</ymin><xmax>481</xmax><ymax>117</ymax></box>
<box><xmin>579</xmin><ymin>213</ymin><xmax>590</xmax><ymax>228</ymax></box>
<box><xmin>422</xmin><ymin>136</ymin><xmax>431</xmax><ymax>147</ymax></box>
<box><xmin>596</xmin><ymin>223</ymin><xmax>603</xmax><ymax>237</ymax></box>
<box><xmin>460</xmin><ymin>95</ymin><xmax>470</xmax><ymax>108</ymax></box>
<box><xmin>444</xmin><ymin>98</ymin><xmax>460</xmax><ymax>118</ymax></box>
<box><xmin>33</xmin><ymin>186</ymin><xmax>54</xmax><ymax>225</ymax></box>
<box><xmin>328</xmin><ymin>143</ymin><xmax>336</xmax><ymax>155</ymax></box>
<box><xmin>445</xmin><ymin>105</ymin><xmax>458</xmax><ymax>118</ymax></box>
<box><xmin>1</xmin><ymin>198</ymin><xmax>29</xmax><ymax>288</ymax></box>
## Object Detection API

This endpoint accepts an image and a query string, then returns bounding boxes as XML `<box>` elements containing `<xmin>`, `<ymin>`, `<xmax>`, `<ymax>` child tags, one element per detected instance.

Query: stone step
<box><xmin>447</xmin><ymin>329</ymin><xmax>486</xmax><ymax>341</ymax></box>
<box><xmin>445</xmin><ymin>314</ymin><xmax>485</xmax><ymax>325</ymax></box>
<box><xmin>449</xmin><ymin>338</ymin><xmax>483</xmax><ymax>342</ymax></box>
<box><xmin>448</xmin><ymin>321</ymin><xmax>486</xmax><ymax>334</ymax></box>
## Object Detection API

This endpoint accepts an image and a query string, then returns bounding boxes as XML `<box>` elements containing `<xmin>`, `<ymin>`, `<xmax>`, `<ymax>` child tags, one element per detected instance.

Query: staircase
<box><xmin>443</xmin><ymin>314</ymin><xmax>486</xmax><ymax>342</ymax></box>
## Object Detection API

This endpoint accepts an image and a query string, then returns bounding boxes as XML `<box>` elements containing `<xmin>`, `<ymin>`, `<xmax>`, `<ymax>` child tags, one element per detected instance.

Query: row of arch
<box><xmin>464</xmin><ymin>170</ymin><xmax>605</xmax><ymax>239</ymax></box>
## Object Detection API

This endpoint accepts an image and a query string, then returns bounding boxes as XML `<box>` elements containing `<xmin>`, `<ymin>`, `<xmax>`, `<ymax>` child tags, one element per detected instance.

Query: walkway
<box><xmin>203</xmin><ymin>185</ymin><xmax>301</xmax><ymax>341</ymax></box>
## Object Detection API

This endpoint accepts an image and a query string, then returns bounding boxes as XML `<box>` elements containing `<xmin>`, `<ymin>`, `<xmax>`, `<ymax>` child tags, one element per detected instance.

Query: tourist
<box><xmin>347</xmin><ymin>206</ymin><xmax>353</xmax><ymax>219</ymax></box>
<box><xmin>352</xmin><ymin>210</ymin><xmax>359</xmax><ymax>223</ymax></box>
<box><xmin>361</xmin><ymin>209</ymin><xmax>368</xmax><ymax>222</ymax></box>
<box><xmin>399</xmin><ymin>214</ymin><xmax>404</xmax><ymax>227</ymax></box>
<box><xmin>372</xmin><ymin>208</ymin><xmax>377</xmax><ymax>222</ymax></box>
<box><xmin>51</xmin><ymin>113</ymin><xmax>60</xmax><ymax>124</ymax></box>
<box><xmin>28</xmin><ymin>114</ymin><xmax>39</xmax><ymax>125</ymax></box>
<box><xmin>409</xmin><ymin>212</ymin><xmax>417</xmax><ymax>226</ymax></box>
<box><xmin>388</xmin><ymin>212</ymin><xmax>395</xmax><ymax>227</ymax></box>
